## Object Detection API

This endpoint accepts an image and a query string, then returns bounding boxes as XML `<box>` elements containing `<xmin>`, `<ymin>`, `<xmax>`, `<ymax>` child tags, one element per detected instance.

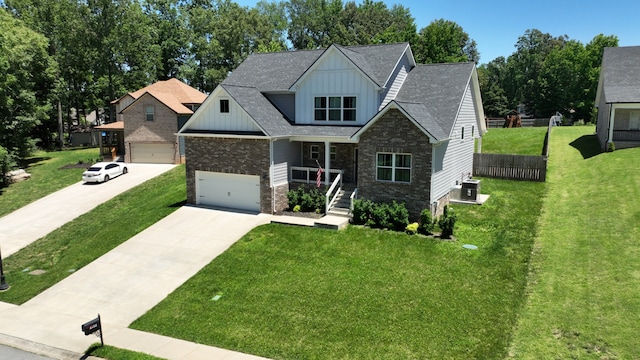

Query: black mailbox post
<box><xmin>81</xmin><ymin>314</ymin><xmax>103</xmax><ymax>346</ymax></box>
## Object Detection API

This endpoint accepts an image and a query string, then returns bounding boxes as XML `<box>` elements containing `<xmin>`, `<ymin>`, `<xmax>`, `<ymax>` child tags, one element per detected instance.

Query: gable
<box><xmin>180</xmin><ymin>86</ymin><xmax>264</xmax><ymax>135</ymax></box>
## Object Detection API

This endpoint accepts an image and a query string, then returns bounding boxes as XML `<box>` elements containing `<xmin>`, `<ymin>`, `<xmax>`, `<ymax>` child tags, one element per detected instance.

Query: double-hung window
<box><xmin>376</xmin><ymin>152</ymin><xmax>411</xmax><ymax>183</ymax></box>
<box><xmin>314</xmin><ymin>96</ymin><xmax>356</xmax><ymax>121</ymax></box>
<box><xmin>145</xmin><ymin>106</ymin><xmax>154</xmax><ymax>121</ymax></box>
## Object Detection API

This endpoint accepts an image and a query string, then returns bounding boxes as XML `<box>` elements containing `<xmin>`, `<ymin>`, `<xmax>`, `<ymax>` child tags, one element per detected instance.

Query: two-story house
<box><xmin>112</xmin><ymin>78</ymin><xmax>207</xmax><ymax>164</ymax></box>
<box><xmin>178</xmin><ymin>43</ymin><xmax>486</xmax><ymax>218</ymax></box>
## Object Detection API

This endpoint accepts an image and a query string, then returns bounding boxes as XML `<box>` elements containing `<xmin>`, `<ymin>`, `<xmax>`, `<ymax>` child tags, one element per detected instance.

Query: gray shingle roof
<box><xmin>396</xmin><ymin>62</ymin><xmax>475</xmax><ymax>139</ymax></box>
<box><xmin>601</xmin><ymin>46</ymin><xmax>640</xmax><ymax>103</ymax></box>
<box><xmin>223</xmin><ymin>84</ymin><xmax>362</xmax><ymax>138</ymax></box>
<box><xmin>222</xmin><ymin>43</ymin><xmax>409</xmax><ymax>91</ymax></box>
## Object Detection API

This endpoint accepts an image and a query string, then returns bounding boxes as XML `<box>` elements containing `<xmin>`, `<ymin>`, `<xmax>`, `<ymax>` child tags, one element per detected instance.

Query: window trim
<box><xmin>376</xmin><ymin>152</ymin><xmax>412</xmax><ymax>183</ymax></box>
<box><xmin>145</xmin><ymin>105</ymin><xmax>154</xmax><ymax>122</ymax></box>
<box><xmin>313</xmin><ymin>95</ymin><xmax>357</xmax><ymax>122</ymax></box>
<box><xmin>219</xmin><ymin>99</ymin><xmax>230</xmax><ymax>114</ymax></box>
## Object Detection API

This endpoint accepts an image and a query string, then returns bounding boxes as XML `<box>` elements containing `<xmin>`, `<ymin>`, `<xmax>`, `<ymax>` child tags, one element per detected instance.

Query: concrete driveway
<box><xmin>0</xmin><ymin>163</ymin><xmax>176</xmax><ymax>257</ymax></box>
<box><xmin>0</xmin><ymin>206</ymin><xmax>272</xmax><ymax>359</ymax></box>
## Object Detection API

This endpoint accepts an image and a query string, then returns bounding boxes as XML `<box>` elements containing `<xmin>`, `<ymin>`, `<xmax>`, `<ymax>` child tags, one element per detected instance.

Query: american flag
<box><xmin>316</xmin><ymin>162</ymin><xmax>323</xmax><ymax>188</ymax></box>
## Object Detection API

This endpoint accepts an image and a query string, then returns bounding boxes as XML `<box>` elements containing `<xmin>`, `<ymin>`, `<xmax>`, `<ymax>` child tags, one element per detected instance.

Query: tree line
<box><xmin>0</xmin><ymin>0</ymin><xmax>619</xmax><ymax>174</ymax></box>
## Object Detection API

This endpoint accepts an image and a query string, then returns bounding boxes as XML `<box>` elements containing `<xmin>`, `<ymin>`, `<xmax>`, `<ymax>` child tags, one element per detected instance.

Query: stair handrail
<box><xmin>349</xmin><ymin>188</ymin><xmax>358</xmax><ymax>214</ymax></box>
<box><xmin>325</xmin><ymin>171</ymin><xmax>343</xmax><ymax>214</ymax></box>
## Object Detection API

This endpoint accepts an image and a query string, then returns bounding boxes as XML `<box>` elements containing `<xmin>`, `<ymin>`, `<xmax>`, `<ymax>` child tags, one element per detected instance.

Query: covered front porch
<box><xmin>609</xmin><ymin>105</ymin><xmax>640</xmax><ymax>149</ymax></box>
<box><xmin>272</xmin><ymin>139</ymin><xmax>358</xmax><ymax>215</ymax></box>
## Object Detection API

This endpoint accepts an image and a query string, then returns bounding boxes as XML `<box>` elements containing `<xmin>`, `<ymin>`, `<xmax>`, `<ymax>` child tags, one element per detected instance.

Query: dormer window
<box><xmin>314</xmin><ymin>96</ymin><xmax>356</xmax><ymax>121</ymax></box>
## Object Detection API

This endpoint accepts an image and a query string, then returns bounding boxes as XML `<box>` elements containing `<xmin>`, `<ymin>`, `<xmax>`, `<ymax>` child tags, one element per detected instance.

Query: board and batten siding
<box><xmin>188</xmin><ymin>89</ymin><xmax>262</xmax><ymax>133</ymax></box>
<box><xmin>430</xmin><ymin>84</ymin><xmax>478</xmax><ymax>202</ymax></box>
<box><xmin>271</xmin><ymin>139</ymin><xmax>300</xmax><ymax>186</ymax></box>
<box><xmin>379</xmin><ymin>52</ymin><xmax>412</xmax><ymax>109</ymax></box>
<box><xmin>294</xmin><ymin>50</ymin><xmax>379</xmax><ymax>125</ymax></box>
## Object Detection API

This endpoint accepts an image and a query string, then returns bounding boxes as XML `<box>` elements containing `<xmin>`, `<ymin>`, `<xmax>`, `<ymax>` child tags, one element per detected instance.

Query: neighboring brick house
<box><xmin>112</xmin><ymin>78</ymin><xmax>207</xmax><ymax>164</ymax></box>
<box><xmin>178</xmin><ymin>43</ymin><xmax>486</xmax><ymax>218</ymax></box>
<box><xmin>595</xmin><ymin>46</ymin><xmax>640</xmax><ymax>150</ymax></box>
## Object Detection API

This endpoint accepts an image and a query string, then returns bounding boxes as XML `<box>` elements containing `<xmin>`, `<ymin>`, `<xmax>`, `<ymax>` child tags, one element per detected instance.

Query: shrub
<box><xmin>287</xmin><ymin>185</ymin><xmax>326</xmax><ymax>213</ymax></box>
<box><xmin>0</xmin><ymin>146</ymin><xmax>15</xmax><ymax>187</ymax></box>
<box><xmin>607</xmin><ymin>141</ymin><xmax>616</xmax><ymax>152</ymax></box>
<box><xmin>352</xmin><ymin>199</ymin><xmax>373</xmax><ymax>225</ymax></box>
<box><xmin>418</xmin><ymin>209</ymin><xmax>435</xmax><ymax>235</ymax></box>
<box><xmin>369</xmin><ymin>202</ymin><xmax>391</xmax><ymax>229</ymax></box>
<box><xmin>405</xmin><ymin>222</ymin><xmax>418</xmax><ymax>235</ymax></box>
<box><xmin>438</xmin><ymin>205</ymin><xmax>457</xmax><ymax>239</ymax></box>
<box><xmin>293</xmin><ymin>205</ymin><xmax>301</xmax><ymax>212</ymax></box>
<box><xmin>388</xmin><ymin>201</ymin><xmax>409</xmax><ymax>231</ymax></box>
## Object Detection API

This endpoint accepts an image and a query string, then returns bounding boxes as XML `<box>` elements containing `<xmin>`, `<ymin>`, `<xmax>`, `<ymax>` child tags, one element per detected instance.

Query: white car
<box><xmin>82</xmin><ymin>162</ymin><xmax>128</xmax><ymax>183</ymax></box>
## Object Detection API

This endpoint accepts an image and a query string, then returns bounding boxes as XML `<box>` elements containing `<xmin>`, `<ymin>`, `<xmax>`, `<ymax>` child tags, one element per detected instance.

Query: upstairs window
<box><xmin>220</xmin><ymin>99</ymin><xmax>230</xmax><ymax>113</ymax></box>
<box><xmin>376</xmin><ymin>152</ymin><xmax>411</xmax><ymax>183</ymax></box>
<box><xmin>314</xmin><ymin>96</ymin><xmax>356</xmax><ymax>122</ymax></box>
<box><xmin>145</xmin><ymin>106</ymin><xmax>154</xmax><ymax>121</ymax></box>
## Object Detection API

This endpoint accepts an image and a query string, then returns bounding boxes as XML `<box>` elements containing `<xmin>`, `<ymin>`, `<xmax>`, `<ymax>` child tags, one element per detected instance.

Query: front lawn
<box><xmin>131</xmin><ymin>178</ymin><xmax>545</xmax><ymax>359</ymax></box>
<box><xmin>0</xmin><ymin>165</ymin><xmax>186</xmax><ymax>305</ymax></box>
<box><xmin>508</xmin><ymin>125</ymin><xmax>640</xmax><ymax>358</ymax></box>
<box><xmin>0</xmin><ymin>147</ymin><xmax>100</xmax><ymax>217</ymax></box>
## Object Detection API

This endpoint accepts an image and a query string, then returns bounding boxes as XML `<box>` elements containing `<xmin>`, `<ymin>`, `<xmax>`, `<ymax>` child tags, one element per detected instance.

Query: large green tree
<box><xmin>0</xmin><ymin>8</ymin><xmax>57</xmax><ymax>166</ymax></box>
<box><xmin>414</xmin><ymin>19</ymin><xmax>479</xmax><ymax>64</ymax></box>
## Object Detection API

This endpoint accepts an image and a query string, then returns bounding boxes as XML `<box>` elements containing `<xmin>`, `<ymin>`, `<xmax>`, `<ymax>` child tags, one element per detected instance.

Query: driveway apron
<box><xmin>0</xmin><ymin>164</ymin><xmax>175</xmax><ymax>257</ymax></box>
<box><xmin>0</xmin><ymin>206</ymin><xmax>272</xmax><ymax>358</ymax></box>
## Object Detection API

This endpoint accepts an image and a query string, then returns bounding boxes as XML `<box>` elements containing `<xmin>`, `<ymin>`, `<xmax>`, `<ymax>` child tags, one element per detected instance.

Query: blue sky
<box><xmin>235</xmin><ymin>0</ymin><xmax>640</xmax><ymax>64</ymax></box>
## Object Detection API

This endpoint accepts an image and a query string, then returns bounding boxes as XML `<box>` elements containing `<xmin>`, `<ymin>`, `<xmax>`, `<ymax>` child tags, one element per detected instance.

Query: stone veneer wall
<box><xmin>358</xmin><ymin>109</ymin><xmax>433</xmax><ymax>219</ymax></box>
<box><xmin>185</xmin><ymin>137</ymin><xmax>273</xmax><ymax>213</ymax></box>
<box><xmin>123</xmin><ymin>95</ymin><xmax>180</xmax><ymax>163</ymax></box>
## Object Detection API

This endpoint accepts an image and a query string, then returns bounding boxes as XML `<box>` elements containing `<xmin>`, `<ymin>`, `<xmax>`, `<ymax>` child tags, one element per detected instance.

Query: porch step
<box><xmin>327</xmin><ymin>189</ymin><xmax>354</xmax><ymax>219</ymax></box>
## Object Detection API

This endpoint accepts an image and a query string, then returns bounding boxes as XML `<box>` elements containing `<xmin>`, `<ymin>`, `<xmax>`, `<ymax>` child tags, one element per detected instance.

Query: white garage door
<box><xmin>196</xmin><ymin>171</ymin><xmax>261</xmax><ymax>212</ymax></box>
<box><xmin>130</xmin><ymin>143</ymin><xmax>174</xmax><ymax>164</ymax></box>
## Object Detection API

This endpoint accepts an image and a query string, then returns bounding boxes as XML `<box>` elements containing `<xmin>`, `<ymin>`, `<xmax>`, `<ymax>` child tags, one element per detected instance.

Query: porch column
<box><xmin>608</xmin><ymin>104</ymin><xmax>615</xmax><ymax>145</ymax></box>
<box><xmin>325</xmin><ymin>140</ymin><xmax>331</xmax><ymax>186</ymax></box>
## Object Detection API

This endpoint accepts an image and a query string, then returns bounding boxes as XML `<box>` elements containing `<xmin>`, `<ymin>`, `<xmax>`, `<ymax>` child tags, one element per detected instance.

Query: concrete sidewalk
<box><xmin>0</xmin><ymin>163</ymin><xmax>176</xmax><ymax>257</ymax></box>
<box><xmin>0</xmin><ymin>206</ymin><xmax>272</xmax><ymax>360</ymax></box>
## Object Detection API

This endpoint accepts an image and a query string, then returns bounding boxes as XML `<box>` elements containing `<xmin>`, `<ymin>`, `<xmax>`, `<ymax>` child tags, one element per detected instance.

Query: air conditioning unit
<box><xmin>461</xmin><ymin>179</ymin><xmax>481</xmax><ymax>201</ymax></box>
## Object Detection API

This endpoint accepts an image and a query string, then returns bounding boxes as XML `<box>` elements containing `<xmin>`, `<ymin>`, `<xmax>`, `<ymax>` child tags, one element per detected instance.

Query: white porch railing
<box><xmin>350</xmin><ymin>188</ymin><xmax>358</xmax><ymax>213</ymax></box>
<box><xmin>290</xmin><ymin>166</ymin><xmax>342</xmax><ymax>184</ymax></box>
<box><xmin>325</xmin><ymin>172</ymin><xmax>343</xmax><ymax>214</ymax></box>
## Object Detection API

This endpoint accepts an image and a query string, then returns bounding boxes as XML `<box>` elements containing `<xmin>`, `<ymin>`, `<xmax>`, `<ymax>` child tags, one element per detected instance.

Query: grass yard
<box><xmin>480</xmin><ymin>127</ymin><xmax>549</xmax><ymax>155</ymax></box>
<box><xmin>0</xmin><ymin>165</ymin><xmax>186</xmax><ymax>305</ymax></box>
<box><xmin>508</xmin><ymin>125</ymin><xmax>640</xmax><ymax>358</ymax></box>
<box><xmin>0</xmin><ymin>147</ymin><xmax>100</xmax><ymax>217</ymax></box>
<box><xmin>131</xmin><ymin>178</ymin><xmax>545</xmax><ymax>359</ymax></box>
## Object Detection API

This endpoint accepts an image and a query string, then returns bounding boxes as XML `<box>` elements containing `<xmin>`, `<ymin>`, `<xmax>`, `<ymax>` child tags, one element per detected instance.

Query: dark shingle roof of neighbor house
<box><xmin>601</xmin><ymin>46</ymin><xmax>640</xmax><ymax>103</ymax></box>
<box><xmin>396</xmin><ymin>62</ymin><xmax>475</xmax><ymax>140</ymax></box>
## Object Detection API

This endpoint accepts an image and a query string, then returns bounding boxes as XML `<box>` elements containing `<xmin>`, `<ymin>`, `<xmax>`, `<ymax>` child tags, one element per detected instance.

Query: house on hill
<box><xmin>596</xmin><ymin>46</ymin><xmax>640</xmax><ymax>150</ymax></box>
<box><xmin>112</xmin><ymin>78</ymin><xmax>207</xmax><ymax>163</ymax></box>
<box><xmin>178</xmin><ymin>43</ymin><xmax>486</xmax><ymax>218</ymax></box>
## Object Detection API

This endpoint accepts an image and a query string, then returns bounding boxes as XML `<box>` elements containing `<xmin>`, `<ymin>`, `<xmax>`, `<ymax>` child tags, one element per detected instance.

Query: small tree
<box><xmin>438</xmin><ymin>205</ymin><xmax>457</xmax><ymax>239</ymax></box>
<box><xmin>418</xmin><ymin>208</ymin><xmax>435</xmax><ymax>235</ymax></box>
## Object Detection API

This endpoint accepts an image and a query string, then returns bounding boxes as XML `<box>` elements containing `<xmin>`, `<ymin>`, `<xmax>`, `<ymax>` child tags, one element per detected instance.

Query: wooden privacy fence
<box><xmin>473</xmin><ymin>153</ymin><xmax>547</xmax><ymax>181</ymax></box>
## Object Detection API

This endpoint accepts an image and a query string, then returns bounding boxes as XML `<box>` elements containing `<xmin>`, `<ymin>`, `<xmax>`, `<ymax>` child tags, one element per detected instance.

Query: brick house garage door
<box><xmin>196</xmin><ymin>171</ymin><xmax>260</xmax><ymax>212</ymax></box>
<box><xmin>130</xmin><ymin>143</ymin><xmax>174</xmax><ymax>163</ymax></box>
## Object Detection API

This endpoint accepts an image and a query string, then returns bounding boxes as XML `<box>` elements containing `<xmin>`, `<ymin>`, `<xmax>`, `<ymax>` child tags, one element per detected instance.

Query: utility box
<box><xmin>461</xmin><ymin>179</ymin><xmax>481</xmax><ymax>201</ymax></box>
